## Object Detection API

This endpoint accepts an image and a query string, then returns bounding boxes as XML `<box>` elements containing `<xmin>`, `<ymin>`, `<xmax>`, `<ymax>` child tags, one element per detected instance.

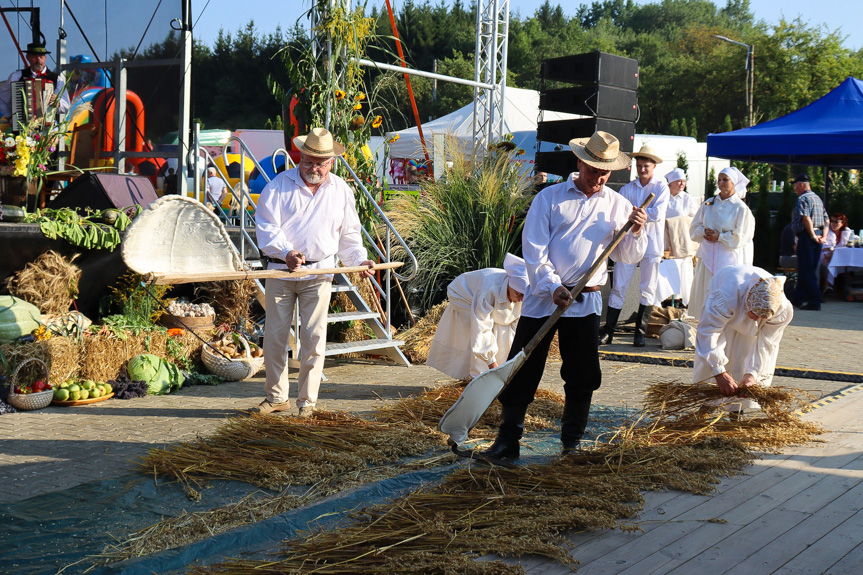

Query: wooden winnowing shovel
<box><xmin>438</xmin><ymin>194</ymin><xmax>655</xmax><ymax>452</ymax></box>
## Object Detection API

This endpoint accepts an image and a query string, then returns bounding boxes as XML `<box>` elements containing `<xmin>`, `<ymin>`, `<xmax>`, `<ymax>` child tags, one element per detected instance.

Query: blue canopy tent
<box><xmin>706</xmin><ymin>77</ymin><xmax>863</xmax><ymax>169</ymax></box>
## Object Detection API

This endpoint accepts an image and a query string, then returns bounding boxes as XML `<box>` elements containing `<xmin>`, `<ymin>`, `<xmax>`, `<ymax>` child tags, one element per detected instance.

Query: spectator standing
<box><xmin>790</xmin><ymin>173</ymin><xmax>828</xmax><ymax>310</ymax></box>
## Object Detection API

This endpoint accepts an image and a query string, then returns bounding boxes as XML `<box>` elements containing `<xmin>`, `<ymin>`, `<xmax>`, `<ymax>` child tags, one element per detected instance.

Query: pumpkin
<box><xmin>0</xmin><ymin>295</ymin><xmax>42</xmax><ymax>343</ymax></box>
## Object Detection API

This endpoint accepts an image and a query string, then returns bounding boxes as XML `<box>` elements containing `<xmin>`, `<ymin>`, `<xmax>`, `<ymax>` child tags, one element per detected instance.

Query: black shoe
<box><xmin>561</xmin><ymin>440</ymin><xmax>581</xmax><ymax>455</ymax></box>
<box><xmin>479</xmin><ymin>436</ymin><xmax>520</xmax><ymax>460</ymax></box>
<box><xmin>633</xmin><ymin>304</ymin><xmax>650</xmax><ymax>347</ymax></box>
<box><xmin>599</xmin><ymin>307</ymin><xmax>621</xmax><ymax>346</ymax></box>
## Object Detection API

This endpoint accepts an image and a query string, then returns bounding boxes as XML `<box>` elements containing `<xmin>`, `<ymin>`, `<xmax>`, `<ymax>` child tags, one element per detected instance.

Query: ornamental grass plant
<box><xmin>387</xmin><ymin>138</ymin><xmax>534</xmax><ymax>308</ymax></box>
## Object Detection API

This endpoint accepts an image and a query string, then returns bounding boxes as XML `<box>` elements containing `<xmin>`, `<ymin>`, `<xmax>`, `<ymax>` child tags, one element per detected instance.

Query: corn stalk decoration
<box><xmin>269</xmin><ymin>0</ymin><xmax>382</xmax><ymax>226</ymax></box>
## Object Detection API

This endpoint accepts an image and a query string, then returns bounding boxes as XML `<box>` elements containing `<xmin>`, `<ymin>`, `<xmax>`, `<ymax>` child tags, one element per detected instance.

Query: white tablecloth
<box><xmin>827</xmin><ymin>247</ymin><xmax>863</xmax><ymax>285</ymax></box>
<box><xmin>656</xmin><ymin>257</ymin><xmax>694</xmax><ymax>305</ymax></box>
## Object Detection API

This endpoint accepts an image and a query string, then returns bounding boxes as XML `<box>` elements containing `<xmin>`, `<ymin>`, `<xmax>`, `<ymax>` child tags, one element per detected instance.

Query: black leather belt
<box><xmin>262</xmin><ymin>256</ymin><xmax>320</xmax><ymax>267</ymax></box>
<box><xmin>564</xmin><ymin>285</ymin><xmax>601</xmax><ymax>303</ymax></box>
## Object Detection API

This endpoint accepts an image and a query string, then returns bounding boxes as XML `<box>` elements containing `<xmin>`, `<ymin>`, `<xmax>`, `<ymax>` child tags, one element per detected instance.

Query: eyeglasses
<box><xmin>830</xmin><ymin>219</ymin><xmax>843</xmax><ymax>223</ymax></box>
<box><xmin>300</xmin><ymin>159</ymin><xmax>331</xmax><ymax>169</ymax></box>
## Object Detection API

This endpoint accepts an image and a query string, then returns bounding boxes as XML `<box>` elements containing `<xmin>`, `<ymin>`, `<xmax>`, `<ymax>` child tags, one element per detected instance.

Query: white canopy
<box><xmin>385</xmin><ymin>87</ymin><xmax>580</xmax><ymax>160</ymax></box>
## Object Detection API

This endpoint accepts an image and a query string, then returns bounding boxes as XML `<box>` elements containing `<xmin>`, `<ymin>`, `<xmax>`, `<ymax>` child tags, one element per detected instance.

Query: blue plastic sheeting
<box><xmin>706</xmin><ymin>77</ymin><xmax>863</xmax><ymax>168</ymax></box>
<box><xmin>0</xmin><ymin>405</ymin><xmax>636</xmax><ymax>574</ymax></box>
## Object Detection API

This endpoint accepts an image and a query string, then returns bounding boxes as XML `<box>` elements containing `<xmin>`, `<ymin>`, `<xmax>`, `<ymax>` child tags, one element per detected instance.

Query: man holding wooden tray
<box><xmin>251</xmin><ymin>127</ymin><xmax>375</xmax><ymax>416</ymax></box>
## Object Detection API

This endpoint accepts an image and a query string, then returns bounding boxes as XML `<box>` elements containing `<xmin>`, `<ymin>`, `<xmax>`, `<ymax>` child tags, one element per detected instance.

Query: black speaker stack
<box><xmin>534</xmin><ymin>51</ymin><xmax>639</xmax><ymax>188</ymax></box>
<box><xmin>50</xmin><ymin>173</ymin><xmax>160</xmax><ymax>212</ymax></box>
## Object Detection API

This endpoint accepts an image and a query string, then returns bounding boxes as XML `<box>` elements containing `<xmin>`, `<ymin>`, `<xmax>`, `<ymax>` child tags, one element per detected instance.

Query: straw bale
<box><xmin>0</xmin><ymin>337</ymin><xmax>82</xmax><ymax>384</ymax></box>
<box><xmin>4</xmin><ymin>251</ymin><xmax>81</xmax><ymax>315</ymax></box>
<box><xmin>80</xmin><ymin>331</ymin><xmax>203</xmax><ymax>382</ymax></box>
<box><xmin>195</xmin><ymin>279</ymin><xmax>256</xmax><ymax>330</ymax></box>
<box><xmin>396</xmin><ymin>300</ymin><xmax>448</xmax><ymax>363</ymax></box>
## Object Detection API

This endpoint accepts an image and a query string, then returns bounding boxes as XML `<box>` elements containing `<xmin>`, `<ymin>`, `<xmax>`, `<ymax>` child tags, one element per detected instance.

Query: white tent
<box><xmin>385</xmin><ymin>87</ymin><xmax>579</xmax><ymax>160</ymax></box>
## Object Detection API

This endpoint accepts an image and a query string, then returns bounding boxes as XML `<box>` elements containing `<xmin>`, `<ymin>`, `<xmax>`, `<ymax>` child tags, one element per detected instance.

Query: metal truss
<box><xmin>472</xmin><ymin>0</ymin><xmax>509</xmax><ymax>151</ymax></box>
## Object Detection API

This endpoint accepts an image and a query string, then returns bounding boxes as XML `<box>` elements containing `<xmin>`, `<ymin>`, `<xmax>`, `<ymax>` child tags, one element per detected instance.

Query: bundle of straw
<box><xmin>4</xmin><ymin>251</ymin><xmax>81</xmax><ymax>315</ymax></box>
<box><xmin>0</xmin><ymin>338</ymin><xmax>81</xmax><ymax>384</ymax></box>
<box><xmin>190</xmin><ymin>435</ymin><xmax>753</xmax><ymax>575</ymax></box>
<box><xmin>374</xmin><ymin>382</ymin><xmax>563</xmax><ymax>435</ymax></box>
<box><xmin>80</xmin><ymin>330</ymin><xmax>202</xmax><ymax>382</ymax></box>
<box><xmin>140</xmin><ymin>411</ymin><xmax>444</xmax><ymax>500</ymax></box>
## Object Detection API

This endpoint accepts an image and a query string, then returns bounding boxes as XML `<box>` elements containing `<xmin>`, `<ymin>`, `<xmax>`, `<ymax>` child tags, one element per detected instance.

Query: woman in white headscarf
<box><xmin>688</xmin><ymin>167</ymin><xmax>755</xmax><ymax>319</ymax></box>
<box><xmin>693</xmin><ymin>265</ymin><xmax>793</xmax><ymax>411</ymax></box>
<box><xmin>426</xmin><ymin>254</ymin><xmax>529</xmax><ymax>379</ymax></box>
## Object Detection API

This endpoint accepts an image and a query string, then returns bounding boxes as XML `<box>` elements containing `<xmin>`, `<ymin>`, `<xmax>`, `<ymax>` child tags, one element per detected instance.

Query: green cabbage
<box><xmin>127</xmin><ymin>354</ymin><xmax>184</xmax><ymax>395</ymax></box>
<box><xmin>0</xmin><ymin>295</ymin><xmax>41</xmax><ymax>344</ymax></box>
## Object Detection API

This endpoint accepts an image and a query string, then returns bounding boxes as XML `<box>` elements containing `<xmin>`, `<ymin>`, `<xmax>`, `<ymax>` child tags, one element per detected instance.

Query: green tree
<box><xmin>669</xmin><ymin>118</ymin><xmax>680</xmax><ymax>136</ymax></box>
<box><xmin>676</xmin><ymin>152</ymin><xmax>689</xmax><ymax>173</ymax></box>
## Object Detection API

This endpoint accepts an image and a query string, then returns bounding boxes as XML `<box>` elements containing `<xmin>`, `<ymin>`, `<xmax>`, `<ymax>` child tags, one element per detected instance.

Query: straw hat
<box><xmin>568</xmin><ymin>131</ymin><xmax>632</xmax><ymax>171</ymax></box>
<box><xmin>631</xmin><ymin>144</ymin><xmax>663</xmax><ymax>164</ymax></box>
<box><xmin>292</xmin><ymin>127</ymin><xmax>345</xmax><ymax>158</ymax></box>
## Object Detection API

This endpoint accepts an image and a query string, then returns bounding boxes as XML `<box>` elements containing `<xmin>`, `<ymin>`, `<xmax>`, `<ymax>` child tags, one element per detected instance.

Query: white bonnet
<box><xmin>503</xmin><ymin>253</ymin><xmax>528</xmax><ymax>294</ymax></box>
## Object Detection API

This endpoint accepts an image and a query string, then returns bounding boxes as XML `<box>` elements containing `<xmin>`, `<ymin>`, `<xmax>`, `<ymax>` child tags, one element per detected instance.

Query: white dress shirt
<box><xmin>667</xmin><ymin>191</ymin><xmax>699</xmax><ymax>218</ymax></box>
<box><xmin>618</xmin><ymin>174</ymin><xmax>670</xmax><ymax>258</ymax></box>
<box><xmin>521</xmin><ymin>176</ymin><xmax>647</xmax><ymax>318</ymax></box>
<box><xmin>255</xmin><ymin>168</ymin><xmax>368</xmax><ymax>280</ymax></box>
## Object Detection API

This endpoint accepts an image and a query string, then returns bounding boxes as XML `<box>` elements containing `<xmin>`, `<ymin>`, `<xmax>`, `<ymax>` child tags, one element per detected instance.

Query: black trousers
<box><xmin>498</xmin><ymin>314</ymin><xmax>602</xmax><ymax>407</ymax></box>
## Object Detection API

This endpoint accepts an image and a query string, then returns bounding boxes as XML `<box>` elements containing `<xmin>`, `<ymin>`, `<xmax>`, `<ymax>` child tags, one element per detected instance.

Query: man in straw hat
<box><xmin>481</xmin><ymin>131</ymin><xmax>648</xmax><ymax>460</ymax></box>
<box><xmin>0</xmin><ymin>42</ymin><xmax>70</xmax><ymax>124</ymax></box>
<box><xmin>599</xmin><ymin>143</ymin><xmax>669</xmax><ymax>347</ymax></box>
<box><xmin>252</xmin><ymin>127</ymin><xmax>375</xmax><ymax>416</ymax></box>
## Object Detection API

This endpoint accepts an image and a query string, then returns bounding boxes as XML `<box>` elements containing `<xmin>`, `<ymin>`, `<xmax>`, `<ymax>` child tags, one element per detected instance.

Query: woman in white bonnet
<box><xmin>688</xmin><ymin>166</ymin><xmax>755</xmax><ymax>319</ymax></box>
<box><xmin>665</xmin><ymin>168</ymin><xmax>699</xmax><ymax>218</ymax></box>
<box><xmin>426</xmin><ymin>254</ymin><xmax>529</xmax><ymax>379</ymax></box>
<box><xmin>693</xmin><ymin>264</ymin><xmax>793</xmax><ymax>412</ymax></box>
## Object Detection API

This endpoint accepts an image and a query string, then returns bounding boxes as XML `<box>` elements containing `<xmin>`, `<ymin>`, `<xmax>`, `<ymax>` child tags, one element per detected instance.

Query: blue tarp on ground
<box><xmin>706</xmin><ymin>77</ymin><xmax>863</xmax><ymax>168</ymax></box>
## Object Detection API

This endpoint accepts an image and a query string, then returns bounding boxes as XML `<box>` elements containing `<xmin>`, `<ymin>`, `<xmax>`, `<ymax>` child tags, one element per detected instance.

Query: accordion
<box><xmin>10</xmin><ymin>78</ymin><xmax>55</xmax><ymax>131</ymax></box>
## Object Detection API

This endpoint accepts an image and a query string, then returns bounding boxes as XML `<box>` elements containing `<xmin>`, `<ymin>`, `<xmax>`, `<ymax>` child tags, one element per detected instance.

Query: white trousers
<box><xmin>609</xmin><ymin>257</ymin><xmax>662</xmax><ymax>309</ymax></box>
<box><xmin>263</xmin><ymin>277</ymin><xmax>331</xmax><ymax>408</ymax></box>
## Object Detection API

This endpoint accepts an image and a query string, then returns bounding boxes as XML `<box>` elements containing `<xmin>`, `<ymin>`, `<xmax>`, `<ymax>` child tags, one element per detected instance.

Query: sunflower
<box><xmin>388</xmin><ymin>134</ymin><xmax>400</xmax><ymax>143</ymax></box>
<box><xmin>355</xmin><ymin>92</ymin><xmax>366</xmax><ymax>101</ymax></box>
<box><xmin>334</xmin><ymin>89</ymin><xmax>346</xmax><ymax>100</ymax></box>
<box><xmin>353</xmin><ymin>102</ymin><xmax>363</xmax><ymax>110</ymax></box>
<box><xmin>371</xmin><ymin>115</ymin><xmax>383</xmax><ymax>128</ymax></box>
<box><xmin>349</xmin><ymin>116</ymin><xmax>365</xmax><ymax>131</ymax></box>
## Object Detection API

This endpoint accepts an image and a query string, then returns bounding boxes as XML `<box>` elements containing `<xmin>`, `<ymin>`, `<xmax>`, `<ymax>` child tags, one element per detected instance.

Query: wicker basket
<box><xmin>201</xmin><ymin>335</ymin><xmax>264</xmax><ymax>381</ymax></box>
<box><xmin>7</xmin><ymin>358</ymin><xmax>54</xmax><ymax>411</ymax></box>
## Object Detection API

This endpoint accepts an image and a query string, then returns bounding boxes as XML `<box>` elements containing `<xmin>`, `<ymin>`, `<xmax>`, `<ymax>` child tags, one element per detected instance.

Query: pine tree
<box><xmin>677</xmin><ymin>152</ymin><xmax>689</xmax><ymax>173</ymax></box>
<box><xmin>689</xmin><ymin>117</ymin><xmax>698</xmax><ymax>140</ymax></box>
<box><xmin>669</xmin><ymin>118</ymin><xmax>680</xmax><ymax>136</ymax></box>
<box><xmin>722</xmin><ymin>114</ymin><xmax>734</xmax><ymax>133</ymax></box>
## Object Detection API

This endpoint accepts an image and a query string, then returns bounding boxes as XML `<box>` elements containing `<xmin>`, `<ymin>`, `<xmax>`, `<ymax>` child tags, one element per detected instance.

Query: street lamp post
<box><xmin>715</xmin><ymin>35</ymin><xmax>754</xmax><ymax>127</ymax></box>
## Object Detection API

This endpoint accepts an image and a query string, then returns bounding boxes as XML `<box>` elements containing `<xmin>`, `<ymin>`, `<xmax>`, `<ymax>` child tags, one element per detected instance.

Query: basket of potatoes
<box><xmin>201</xmin><ymin>332</ymin><xmax>264</xmax><ymax>381</ymax></box>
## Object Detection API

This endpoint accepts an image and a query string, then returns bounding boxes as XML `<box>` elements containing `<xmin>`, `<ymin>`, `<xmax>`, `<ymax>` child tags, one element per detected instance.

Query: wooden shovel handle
<box><xmin>521</xmin><ymin>193</ymin><xmax>655</xmax><ymax>359</ymax></box>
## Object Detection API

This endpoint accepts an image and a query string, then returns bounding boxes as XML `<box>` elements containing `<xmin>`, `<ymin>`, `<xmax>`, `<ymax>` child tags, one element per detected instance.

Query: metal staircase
<box><xmin>194</xmin><ymin>133</ymin><xmax>416</xmax><ymax>366</ymax></box>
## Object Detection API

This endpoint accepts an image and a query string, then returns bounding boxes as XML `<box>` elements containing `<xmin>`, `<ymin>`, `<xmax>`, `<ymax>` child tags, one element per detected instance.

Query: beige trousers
<box><xmin>263</xmin><ymin>277</ymin><xmax>331</xmax><ymax>408</ymax></box>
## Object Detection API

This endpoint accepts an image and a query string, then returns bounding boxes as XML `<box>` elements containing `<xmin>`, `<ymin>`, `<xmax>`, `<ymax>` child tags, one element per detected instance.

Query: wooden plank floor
<box><xmin>516</xmin><ymin>387</ymin><xmax>863</xmax><ymax>575</ymax></box>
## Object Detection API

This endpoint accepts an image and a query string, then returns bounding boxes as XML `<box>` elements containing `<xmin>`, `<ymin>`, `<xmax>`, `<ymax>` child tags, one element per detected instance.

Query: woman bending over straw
<box><xmin>426</xmin><ymin>254</ymin><xmax>528</xmax><ymax>379</ymax></box>
<box><xmin>693</xmin><ymin>264</ymin><xmax>793</xmax><ymax>412</ymax></box>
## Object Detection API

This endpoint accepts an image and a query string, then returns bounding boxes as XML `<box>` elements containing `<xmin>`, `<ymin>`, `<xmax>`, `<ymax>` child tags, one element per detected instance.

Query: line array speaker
<box><xmin>539</xmin><ymin>85</ymin><xmax>637</xmax><ymax>122</ymax></box>
<box><xmin>540</xmin><ymin>51</ymin><xmax>639</xmax><ymax>91</ymax></box>
<box><xmin>537</xmin><ymin>118</ymin><xmax>635</xmax><ymax>148</ymax></box>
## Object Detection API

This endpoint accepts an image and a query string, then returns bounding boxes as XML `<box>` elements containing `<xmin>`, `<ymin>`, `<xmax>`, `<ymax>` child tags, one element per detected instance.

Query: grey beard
<box><xmin>304</xmin><ymin>172</ymin><xmax>323</xmax><ymax>185</ymax></box>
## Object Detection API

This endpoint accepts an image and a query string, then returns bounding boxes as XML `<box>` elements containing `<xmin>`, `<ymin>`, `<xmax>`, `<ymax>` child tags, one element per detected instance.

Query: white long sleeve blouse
<box><xmin>521</xmin><ymin>177</ymin><xmax>647</xmax><ymax>318</ymax></box>
<box><xmin>446</xmin><ymin>268</ymin><xmax>521</xmax><ymax>364</ymax></box>
<box><xmin>689</xmin><ymin>193</ymin><xmax>755</xmax><ymax>274</ymax></box>
<box><xmin>695</xmin><ymin>265</ymin><xmax>793</xmax><ymax>379</ymax></box>
<box><xmin>667</xmin><ymin>191</ymin><xmax>699</xmax><ymax>218</ymax></box>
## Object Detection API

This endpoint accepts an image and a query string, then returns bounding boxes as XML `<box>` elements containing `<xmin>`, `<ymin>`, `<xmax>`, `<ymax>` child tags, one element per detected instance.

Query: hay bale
<box><xmin>4</xmin><ymin>251</ymin><xmax>82</xmax><ymax>315</ymax></box>
<box><xmin>0</xmin><ymin>337</ymin><xmax>82</xmax><ymax>384</ymax></box>
<box><xmin>396</xmin><ymin>301</ymin><xmax>448</xmax><ymax>363</ymax></box>
<box><xmin>80</xmin><ymin>331</ymin><xmax>203</xmax><ymax>382</ymax></box>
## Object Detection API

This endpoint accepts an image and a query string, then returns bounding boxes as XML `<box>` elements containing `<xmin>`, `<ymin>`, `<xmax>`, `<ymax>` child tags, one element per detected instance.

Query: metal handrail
<box><xmin>336</xmin><ymin>157</ymin><xmax>418</xmax><ymax>283</ymax></box>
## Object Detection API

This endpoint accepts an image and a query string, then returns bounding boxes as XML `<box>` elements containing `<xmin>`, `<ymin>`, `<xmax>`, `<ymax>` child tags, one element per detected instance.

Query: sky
<box><xmin>0</xmin><ymin>0</ymin><xmax>858</xmax><ymax>75</ymax></box>
<box><xmin>191</xmin><ymin>0</ymin><xmax>862</xmax><ymax>51</ymax></box>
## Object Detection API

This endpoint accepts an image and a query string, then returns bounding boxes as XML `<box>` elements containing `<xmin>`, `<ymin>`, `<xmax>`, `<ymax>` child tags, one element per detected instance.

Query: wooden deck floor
<box><xmin>515</xmin><ymin>386</ymin><xmax>863</xmax><ymax>575</ymax></box>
